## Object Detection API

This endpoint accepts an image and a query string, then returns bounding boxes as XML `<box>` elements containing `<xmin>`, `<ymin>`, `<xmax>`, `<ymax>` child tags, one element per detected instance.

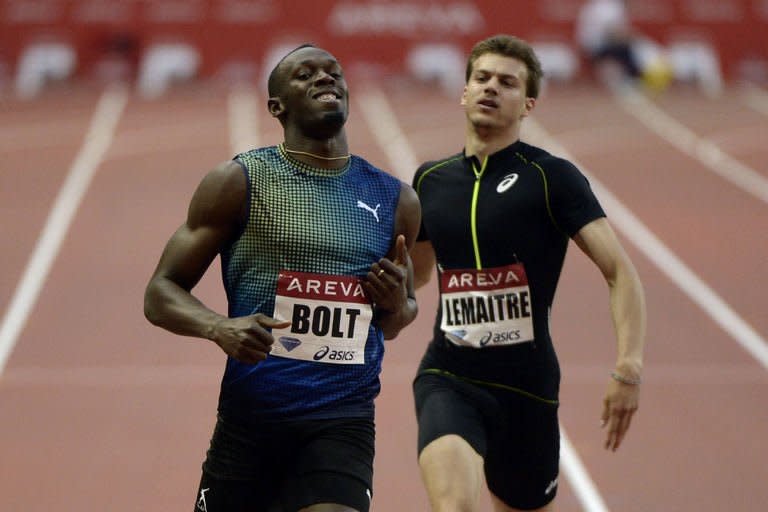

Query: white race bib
<box><xmin>439</xmin><ymin>263</ymin><xmax>534</xmax><ymax>348</ymax></box>
<box><xmin>270</xmin><ymin>271</ymin><xmax>372</xmax><ymax>364</ymax></box>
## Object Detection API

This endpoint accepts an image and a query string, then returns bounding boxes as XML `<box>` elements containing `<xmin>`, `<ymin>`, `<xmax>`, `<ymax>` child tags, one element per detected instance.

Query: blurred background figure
<box><xmin>93</xmin><ymin>32</ymin><xmax>139</xmax><ymax>86</ymax></box>
<box><xmin>576</xmin><ymin>0</ymin><xmax>671</xmax><ymax>93</ymax></box>
<box><xmin>576</xmin><ymin>0</ymin><xmax>641</xmax><ymax>89</ymax></box>
<box><xmin>137</xmin><ymin>41</ymin><xmax>200</xmax><ymax>98</ymax></box>
<box><xmin>14</xmin><ymin>38</ymin><xmax>77</xmax><ymax>99</ymax></box>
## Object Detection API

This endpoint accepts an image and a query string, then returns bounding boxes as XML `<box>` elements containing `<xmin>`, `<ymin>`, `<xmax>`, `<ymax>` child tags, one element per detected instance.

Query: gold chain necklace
<box><xmin>281</xmin><ymin>144</ymin><xmax>350</xmax><ymax>161</ymax></box>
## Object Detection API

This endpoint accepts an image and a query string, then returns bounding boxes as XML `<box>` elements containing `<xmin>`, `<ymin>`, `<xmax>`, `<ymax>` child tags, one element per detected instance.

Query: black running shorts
<box><xmin>194</xmin><ymin>415</ymin><xmax>374</xmax><ymax>512</ymax></box>
<box><xmin>414</xmin><ymin>371</ymin><xmax>560</xmax><ymax>510</ymax></box>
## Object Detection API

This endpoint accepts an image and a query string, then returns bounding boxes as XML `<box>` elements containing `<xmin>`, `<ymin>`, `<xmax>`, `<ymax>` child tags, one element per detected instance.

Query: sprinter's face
<box><xmin>462</xmin><ymin>53</ymin><xmax>535</xmax><ymax>130</ymax></box>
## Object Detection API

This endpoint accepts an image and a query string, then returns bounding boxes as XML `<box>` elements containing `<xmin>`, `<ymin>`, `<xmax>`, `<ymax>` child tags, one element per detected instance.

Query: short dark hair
<box><xmin>267</xmin><ymin>43</ymin><xmax>316</xmax><ymax>97</ymax></box>
<box><xmin>465</xmin><ymin>35</ymin><xmax>543</xmax><ymax>99</ymax></box>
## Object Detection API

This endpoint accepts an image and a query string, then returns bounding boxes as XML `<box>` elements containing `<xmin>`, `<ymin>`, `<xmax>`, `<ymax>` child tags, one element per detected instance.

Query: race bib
<box><xmin>270</xmin><ymin>271</ymin><xmax>372</xmax><ymax>364</ymax></box>
<box><xmin>439</xmin><ymin>263</ymin><xmax>534</xmax><ymax>348</ymax></box>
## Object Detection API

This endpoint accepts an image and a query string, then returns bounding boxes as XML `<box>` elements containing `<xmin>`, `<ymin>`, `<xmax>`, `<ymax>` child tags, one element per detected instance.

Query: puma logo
<box><xmin>357</xmin><ymin>200</ymin><xmax>381</xmax><ymax>223</ymax></box>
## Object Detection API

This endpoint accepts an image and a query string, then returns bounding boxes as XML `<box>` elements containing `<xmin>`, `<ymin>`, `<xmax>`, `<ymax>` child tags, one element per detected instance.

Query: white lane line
<box><xmin>616</xmin><ymin>91</ymin><xmax>768</xmax><ymax>205</ymax></box>
<box><xmin>355</xmin><ymin>86</ymin><xmax>610</xmax><ymax>512</ymax></box>
<box><xmin>108</xmin><ymin>121</ymin><xmax>217</xmax><ymax>160</ymax></box>
<box><xmin>560</xmin><ymin>428</ymin><xmax>610</xmax><ymax>512</ymax></box>
<box><xmin>743</xmin><ymin>84</ymin><xmax>768</xmax><ymax>117</ymax></box>
<box><xmin>353</xmin><ymin>87</ymin><xmax>421</xmax><ymax>181</ymax></box>
<box><xmin>524</xmin><ymin>118</ymin><xmax>768</xmax><ymax>371</ymax></box>
<box><xmin>228</xmin><ymin>86</ymin><xmax>260</xmax><ymax>155</ymax></box>
<box><xmin>0</xmin><ymin>86</ymin><xmax>129</xmax><ymax>376</ymax></box>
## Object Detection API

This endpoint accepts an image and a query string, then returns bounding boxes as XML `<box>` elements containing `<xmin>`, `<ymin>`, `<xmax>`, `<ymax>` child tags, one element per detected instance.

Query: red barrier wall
<box><xmin>1</xmin><ymin>0</ymin><xmax>766</xmax><ymax>83</ymax></box>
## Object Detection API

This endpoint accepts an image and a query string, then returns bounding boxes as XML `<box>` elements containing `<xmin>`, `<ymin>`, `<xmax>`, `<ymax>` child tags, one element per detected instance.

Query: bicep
<box><xmin>392</xmin><ymin>182</ymin><xmax>422</xmax><ymax>253</ymax></box>
<box><xmin>150</xmin><ymin>223</ymin><xmax>228</xmax><ymax>291</ymax></box>
<box><xmin>411</xmin><ymin>241</ymin><xmax>436</xmax><ymax>289</ymax></box>
<box><xmin>544</xmin><ymin>157</ymin><xmax>605</xmax><ymax>236</ymax></box>
<box><xmin>394</xmin><ymin>183</ymin><xmax>433</xmax><ymax>287</ymax></box>
<box><xmin>149</xmin><ymin>161</ymin><xmax>246</xmax><ymax>291</ymax></box>
<box><xmin>572</xmin><ymin>217</ymin><xmax>630</xmax><ymax>284</ymax></box>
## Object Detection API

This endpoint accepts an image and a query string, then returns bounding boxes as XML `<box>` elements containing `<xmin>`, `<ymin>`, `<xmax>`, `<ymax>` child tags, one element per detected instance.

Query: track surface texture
<box><xmin>1</xmin><ymin>80</ymin><xmax>766</xmax><ymax>511</ymax></box>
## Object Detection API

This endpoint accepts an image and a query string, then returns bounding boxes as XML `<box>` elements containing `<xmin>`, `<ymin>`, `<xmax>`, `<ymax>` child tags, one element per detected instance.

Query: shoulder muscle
<box><xmin>188</xmin><ymin>160</ymin><xmax>247</xmax><ymax>235</ymax></box>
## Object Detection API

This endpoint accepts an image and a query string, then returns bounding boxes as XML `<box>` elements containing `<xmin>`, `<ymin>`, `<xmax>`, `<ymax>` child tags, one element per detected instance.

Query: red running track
<box><xmin>0</xmin><ymin>80</ymin><xmax>766</xmax><ymax>511</ymax></box>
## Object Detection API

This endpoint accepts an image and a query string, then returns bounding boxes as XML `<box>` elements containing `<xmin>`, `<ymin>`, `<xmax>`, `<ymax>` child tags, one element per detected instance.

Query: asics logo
<box><xmin>496</xmin><ymin>173</ymin><xmax>519</xmax><ymax>193</ymax></box>
<box><xmin>313</xmin><ymin>345</ymin><xmax>330</xmax><ymax>360</ymax></box>
<box><xmin>357</xmin><ymin>200</ymin><xmax>381</xmax><ymax>222</ymax></box>
<box><xmin>196</xmin><ymin>488</ymin><xmax>209</xmax><ymax>511</ymax></box>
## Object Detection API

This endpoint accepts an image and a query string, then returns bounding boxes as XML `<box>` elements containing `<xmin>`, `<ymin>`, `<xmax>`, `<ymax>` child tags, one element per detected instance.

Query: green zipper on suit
<box><xmin>470</xmin><ymin>155</ymin><xmax>488</xmax><ymax>270</ymax></box>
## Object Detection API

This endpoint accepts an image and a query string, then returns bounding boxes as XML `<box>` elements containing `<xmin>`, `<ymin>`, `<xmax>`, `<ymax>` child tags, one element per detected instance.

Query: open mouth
<box><xmin>313</xmin><ymin>91</ymin><xmax>341</xmax><ymax>102</ymax></box>
<box><xmin>478</xmin><ymin>98</ymin><xmax>498</xmax><ymax>109</ymax></box>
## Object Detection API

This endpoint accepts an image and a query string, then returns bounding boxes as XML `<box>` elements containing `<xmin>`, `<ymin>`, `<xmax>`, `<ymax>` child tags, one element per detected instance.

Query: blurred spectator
<box><xmin>15</xmin><ymin>39</ymin><xmax>77</xmax><ymax>98</ymax></box>
<box><xmin>576</xmin><ymin>0</ymin><xmax>672</xmax><ymax>93</ymax></box>
<box><xmin>576</xmin><ymin>0</ymin><xmax>642</xmax><ymax>88</ymax></box>
<box><xmin>94</xmin><ymin>32</ymin><xmax>139</xmax><ymax>85</ymax></box>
